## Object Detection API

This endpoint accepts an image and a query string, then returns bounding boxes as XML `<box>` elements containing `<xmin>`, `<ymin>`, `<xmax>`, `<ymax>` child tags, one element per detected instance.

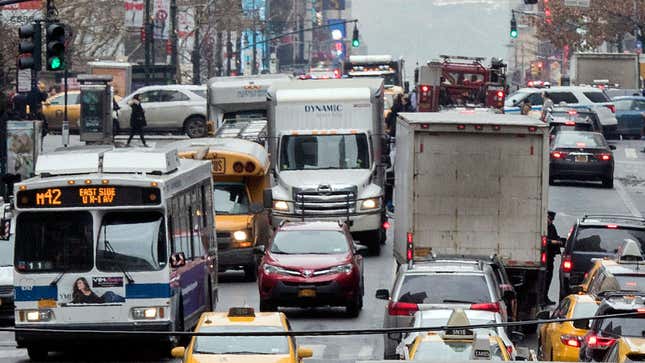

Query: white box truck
<box><xmin>570</xmin><ymin>52</ymin><xmax>640</xmax><ymax>89</ymax></box>
<box><xmin>394</xmin><ymin>111</ymin><xmax>549</xmax><ymax>320</ymax></box>
<box><xmin>265</xmin><ymin>78</ymin><xmax>387</xmax><ymax>254</ymax></box>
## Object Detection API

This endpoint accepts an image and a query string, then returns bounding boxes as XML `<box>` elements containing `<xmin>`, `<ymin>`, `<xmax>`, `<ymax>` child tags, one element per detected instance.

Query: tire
<box><xmin>27</xmin><ymin>347</ymin><xmax>48</xmax><ymax>361</ymax></box>
<box><xmin>602</xmin><ymin>176</ymin><xmax>614</xmax><ymax>189</ymax></box>
<box><xmin>346</xmin><ymin>293</ymin><xmax>363</xmax><ymax>318</ymax></box>
<box><xmin>184</xmin><ymin>116</ymin><xmax>207</xmax><ymax>138</ymax></box>
<box><xmin>259</xmin><ymin>300</ymin><xmax>277</xmax><ymax>312</ymax></box>
<box><xmin>243</xmin><ymin>263</ymin><xmax>257</xmax><ymax>282</ymax></box>
<box><xmin>549</xmin><ymin>176</ymin><xmax>555</xmax><ymax>186</ymax></box>
<box><xmin>362</xmin><ymin>229</ymin><xmax>383</xmax><ymax>256</ymax></box>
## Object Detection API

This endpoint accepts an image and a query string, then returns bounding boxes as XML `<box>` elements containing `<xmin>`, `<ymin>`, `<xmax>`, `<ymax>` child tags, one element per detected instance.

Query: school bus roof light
<box><xmin>245</xmin><ymin>162</ymin><xmax>256</xmax><ymax>173</ymax></box>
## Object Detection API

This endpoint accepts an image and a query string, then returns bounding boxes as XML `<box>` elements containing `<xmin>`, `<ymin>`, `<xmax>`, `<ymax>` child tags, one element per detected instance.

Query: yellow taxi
<box><xmin>171</xmin><ymin>307</ymin><xmax>313</xmax><ymax>363</ymax></box>
<box><xmin>537</xmin><ymin>294</ymin><xmax>599</xmax><ymax>361</ymax></box>
<box><xmin>42</xmin><ymin>91</ymin><xmax>81</xmax><ymax>132</ymax></box>
<box><xmin>603</xmin><ymin>336</ymin><xmax>645</xmax><ymax>363</ymax></box>
<box><xmin>398</xmin><ymin>309</ymin><xmax>511</xmax><ymax>361</ymax></box>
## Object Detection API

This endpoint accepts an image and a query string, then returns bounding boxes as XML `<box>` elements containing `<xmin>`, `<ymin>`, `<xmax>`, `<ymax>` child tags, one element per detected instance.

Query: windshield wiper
<box><xmin>50</xmin><ymin>268</ymin><xmax>68</xmax><ymax>286</ymax></box>
<box><xmin>102</xmin><ymin>225</ymin><xmax>135</xmax><ymax>284</ymax></box>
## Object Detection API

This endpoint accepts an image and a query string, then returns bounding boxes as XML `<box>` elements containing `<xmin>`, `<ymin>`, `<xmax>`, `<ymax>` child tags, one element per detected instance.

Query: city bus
<box><xmin>174</xmin><ymin>138</ymin><xmax>271</xmax><ymax>281</ymax></box>
<box><xmin>12</xmin><ymin>146</ymin><xmax>217</xmax><ymax>360</ymax></box>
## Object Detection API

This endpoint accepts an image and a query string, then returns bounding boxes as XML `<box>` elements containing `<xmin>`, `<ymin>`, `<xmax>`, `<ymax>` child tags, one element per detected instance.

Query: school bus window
<box><xmin>213</xmin><ymin>182</ymin><xmax>250</xmax><ymax>215</ymax></box>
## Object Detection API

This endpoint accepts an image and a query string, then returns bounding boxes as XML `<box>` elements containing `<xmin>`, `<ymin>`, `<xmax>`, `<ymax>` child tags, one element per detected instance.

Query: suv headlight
<box><xmin>273</xmin><ymin>200</ymin><xmax>289</xmax><ymax>211</ymax></box>
<box><xmin>23</xmin><ymin>309</ymin><xmax>54</xmax><ymax>322</ymax></box>
<box><xmin>361</xmin><ymin>198</ymin><xmax>379</xmax><ymax>210</ymax></box>
<box><xmin>263</xmin><ymin>264</ymin><xmax>299</xmax><ymax>276</ymax></box>
<box><xmin>132</xmin><ymin>307</ymin><xmax>162</xmax><ymax>320</ymax></box>
<box><xmin>329</xmin><ymin>263</ymin><xmax>354</xmax><ymax>275</ymax></box>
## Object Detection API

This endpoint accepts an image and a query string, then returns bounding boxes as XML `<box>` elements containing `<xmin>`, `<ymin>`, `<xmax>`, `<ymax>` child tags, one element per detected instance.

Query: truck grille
<box><xmin>294</xmin><ymin>187</ymin><xmax>357</xmax><ymax>216</ymax></box>
<box><xmin>0</xmin><ymin>285</ymin><xmax>13</xmax><ymax>296</ymax></box>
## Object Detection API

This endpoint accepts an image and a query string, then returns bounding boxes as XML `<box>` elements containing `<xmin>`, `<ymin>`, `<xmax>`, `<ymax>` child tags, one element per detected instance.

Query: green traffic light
<box><xmin>510</xmin><ymin>30</ymin><xmax>518</xmax><ymax>38</ymax></box>
<box><xmin>50</xmin><ymin>57</ymin><xmax>62</xmax><ymax>70</ymax></box>
<box><xmin>352</xmin><ymin>39</ymin><xmax>360</xmax><ymax>48</ymax></box>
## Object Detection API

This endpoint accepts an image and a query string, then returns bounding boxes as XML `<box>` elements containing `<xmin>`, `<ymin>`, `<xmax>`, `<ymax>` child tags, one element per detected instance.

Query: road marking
<box><xmin>614</xmin><ymin>179</ymin><xmax>643</xmax><ymax>217</ymax></box>
<box><xmin>625</xmin><ymin>148</ymin><xmax>638</xmax><ymax>159</ymax></box>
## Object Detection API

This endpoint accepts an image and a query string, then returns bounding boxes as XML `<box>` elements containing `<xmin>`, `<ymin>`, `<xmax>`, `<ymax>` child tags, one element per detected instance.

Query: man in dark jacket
<box><xmin>544</xmin><ymin>210</ymin><xmax>563</xmax><ymax>305</ymax></box>
<box><xmin>126</xmin><ymin>94</ymin><xmax>147</xmax><ymax>147</ymax></box>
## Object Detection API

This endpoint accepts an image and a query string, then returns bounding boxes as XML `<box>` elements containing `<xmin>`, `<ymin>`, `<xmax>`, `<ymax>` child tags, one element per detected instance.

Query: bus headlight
<box><xmin>23</xmin><ymin>309</ymin><xmax>53</xmax><ymax>322</ymax></box>
<box><xmin>273</xmin><ymin>200</ymin><xmax>289</xmax><ymax>211</ymax></box>
<box><xmin>132</xmin><ymin>307</ymin><xmax>158</xmax><ymax>320</ymax></box>
<box><xmin>361</xmin><ymin>198</ymin><xmax>379</xmax><ymax>210</ymax></box>
<box><xmin>233</xmin><ymin>230</ymin><xmax>248</xmax><ymax>242</ymax></box>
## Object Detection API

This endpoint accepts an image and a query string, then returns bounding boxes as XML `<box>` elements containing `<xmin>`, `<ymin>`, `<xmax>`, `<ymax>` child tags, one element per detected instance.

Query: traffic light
<box><xmin>18</xmin><ymin>22</ymin><xmax>42</xmax><ymax>70</ymax></box>
<box><xmin>510</xmin><ymin>14</ymin><xmax>518</xmax><ymax>39</ymax></box>
<box><xmin>45</xmin><ymin>22</ymin><xmax>66</xmax><ymax>71</ymax></box>
<box><xmin>351</xmin><ymin>24</ymin><xmax>359</xmax><ymax>48</ymax></box>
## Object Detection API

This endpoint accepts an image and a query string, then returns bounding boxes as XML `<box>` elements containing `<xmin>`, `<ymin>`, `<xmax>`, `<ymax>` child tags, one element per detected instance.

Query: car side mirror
<box><xmin>249</xmin><ymin>203</ymin><xmax>264</xmax><ymax>214</ymax></box>
<box><xmin>536</xmin><ymin>310</ymin><xmax>551</xmax><ymax>320</ymax></box>
<box><xmin>609</xmin><ymin>145</ymin><xmax>616</xmax><ymax>150</ymax></box>
<box><xmin>253</xmin><ymin>245</ymin><xmax>265</xmax><ymax>255</ymax></box>
<box><xmin>170</xmin><ymin>252</ymin><xmax>186</xmax><ymax>268</ymax></box>
<box><xmin>573</xmin><ymin>319</ymin><xmax>590</xmax><ymax>330</ymax></box>
<box><xmin>375</xmin><ymin>288</ymin><xmax>390</xmax><ymax>300</ymax></box>
<box><xmin>0</xmin><ymin>218</ymin><xmax>10</xmax><ymax>241</ymax></box>
<box><xmin>570</xmin><ymin>285</ymin><xmax>584</xmax><ymax>294</ymax></box>
<box><xmin>263</xmin><ymin>189</ymin><xmax>273</xmax><ymax>209</ymax></box>
<box><xmin>297</xmin><ymin>347</ymin><xmax>313</xmax><ymax>359</ymax></box>
<box><xmin>354</xmin><ymin>244</ymin><xmax>369</xmax><ymax>257</ymax></box>
<box><xmin>170</xmin><ymin>346</ymin><xmax>185</xmax><ymax>358</ymax></box>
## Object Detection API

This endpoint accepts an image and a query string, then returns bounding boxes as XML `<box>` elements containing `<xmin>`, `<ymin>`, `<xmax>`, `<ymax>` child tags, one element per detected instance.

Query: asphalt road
<box><xmin>1</xmin><ymin>136</ymin><xmax>644</xmax><ymax>361</ymax></box>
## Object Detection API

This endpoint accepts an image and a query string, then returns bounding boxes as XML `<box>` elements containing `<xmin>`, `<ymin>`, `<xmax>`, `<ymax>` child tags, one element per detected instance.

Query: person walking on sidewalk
<box><xmin>126</xmin><ymin>94</ymin><xmax>147</xmax><ymax>147</ymax></box>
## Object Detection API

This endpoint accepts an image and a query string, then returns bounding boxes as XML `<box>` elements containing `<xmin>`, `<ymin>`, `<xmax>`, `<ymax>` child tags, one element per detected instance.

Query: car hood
<box><xmin>269</xmin><ymin>253</ymin><xmax>350</xmax><ymax>269</ymax></box>
<box><xmin>0</xmin><ymin>266</ymin><xmax>12</xmax><ymax>286</ymax></box>
<box><xmin>278</xmin><ymin>169</ymin><xmax>371</xmax><ymax>190</ymax></box>
<box><xmin>188</xmin><ymin>353</ymin><xmax>292</xmax><ymax>363</ymax></box>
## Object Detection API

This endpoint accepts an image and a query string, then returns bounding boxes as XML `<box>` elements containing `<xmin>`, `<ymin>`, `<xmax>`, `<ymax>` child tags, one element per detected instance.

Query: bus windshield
<box><xmin>96</xmin><ymin>212</ymin><xmax>166</xmax><ymax>272</ymax></box>
<box><xmin>280</xmin><ymin>134</ymin><xmax>370</xmax><ymax>171</ymax></box>
<box><xmin>214</xmin><ymin>183</ymin><xmax>250</xmax><ymax>215</ymax></box>
<box><xmin>14</xmin><ymin>211</ymin><xmax>93</xmax><ymax>272</ymax></box>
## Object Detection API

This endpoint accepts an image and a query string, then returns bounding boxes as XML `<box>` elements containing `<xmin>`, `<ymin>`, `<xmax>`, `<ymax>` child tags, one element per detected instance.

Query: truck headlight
<box><xmin>361</xmin><ymin>198</ymin><xmax>379</xmax><ymax>210</ymax></box>
<box><xmin>233</xmin><ymin>230</ymin><xmax>248</xmax><ymax>241</ymax></box>
<box><xmin>273</xmin><ymin>200</ymin><xmax>289</xmax><ymax>211</ymax></box>
<box><xmin>132</xmin><ymin>307</ymin><xmax>159</xmax><ymax>320</ymax></box>
<box><xmin>23</xmin><ymin>309</ymin><xmax>53</xmax><ymax>322</ymax></box>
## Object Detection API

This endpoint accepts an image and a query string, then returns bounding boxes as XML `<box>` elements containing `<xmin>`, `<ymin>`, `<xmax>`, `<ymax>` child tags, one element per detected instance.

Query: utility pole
<box><xmin>170</xmin><ymin>0</ymin><xmax>179</xmax><ymax>83</ymax></box>
<box><xmin>251</xmin><ymin>0</ymin><xmax>257</xmax><ymax>75</ymax></box>
<box><xmin>144</xmin><ymin>0</ymin><xmax>151</xmax><ymax>82</ymax></box>
<box><xmin>192</xmin><ymin>21</ymin><xmax>201</xmax><ymax>84</ymax></box>
<box><xmin>226</xmin><ymin>28</ymin><xmax>232</xmax><ymax>76</ymax></box>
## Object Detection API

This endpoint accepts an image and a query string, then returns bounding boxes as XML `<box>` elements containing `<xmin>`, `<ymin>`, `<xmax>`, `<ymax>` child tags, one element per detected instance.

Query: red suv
<box><xmin>256</xmin><ymin>221</ymin><xmax>367</xmax><ymax>316</ymax></box>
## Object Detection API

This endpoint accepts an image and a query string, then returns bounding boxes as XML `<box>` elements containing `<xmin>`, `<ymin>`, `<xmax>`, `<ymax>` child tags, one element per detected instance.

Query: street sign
<box><xmin>17</xmin><ymin>69</ymin><xmax>32</xmax><ymax>93</ymax></box>
<box><xmin>564</xmin><ymin>0</ymin><xmax>590</xmax><ymax>7</ymax></box>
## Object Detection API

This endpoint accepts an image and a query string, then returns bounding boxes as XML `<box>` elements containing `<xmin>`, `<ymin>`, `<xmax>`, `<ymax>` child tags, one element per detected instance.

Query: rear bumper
<box><xmin>550</xmin><ymin>161</ymin><xmax>613</xmax><ymax>180</ymax></box>
<box><xmin>218</xmin><ymin>247</ymin><xmax>255</xmax><ymax>270</ymax></box>
<box><xmin>15</xmin><ymin>322</ymin><xmax>173</xmax><ymax>348</ymax></box>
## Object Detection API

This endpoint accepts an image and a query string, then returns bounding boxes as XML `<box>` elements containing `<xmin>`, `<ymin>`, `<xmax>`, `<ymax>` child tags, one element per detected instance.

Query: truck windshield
<box><xmin>214</xmin><ymin>183</ymin><xmax>250</xmax><ymax>215</ymax></box>
<box><xmin>14</xmin><ymin>211</ymin><xmax>93</xmax><ymax>272</ymax></box>
<box><xmin>280</xmin><ymin>134</ymin><xmax>369</xmax><ymax>170</ymax></box>
<box><xmin>96</xmin><ymin>211</ymin><xmax>166</xmax><ymax>272</ymax></box>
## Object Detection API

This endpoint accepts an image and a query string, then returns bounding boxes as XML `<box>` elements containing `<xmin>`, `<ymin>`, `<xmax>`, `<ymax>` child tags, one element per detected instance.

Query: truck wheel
<box><xmin>548</xmin><ymin>176</ymin><xmax>555</xmax><ymax>185</ymax></box>
<box><xmin>27</xmin><ymin>347</ymin><xmax>48</xmax><ymax>361</ymax></box>
<box><xmin>184</xmin><ymin>116</ymin><xmax>207</xmax><ymax>138</ymax></box>
<box><xmin>346</xmin><ymin>294</ymin><xmax>363</xmax><ymax>317</ymax></box>
<box><xmin>602</xmin><ymin>176</ymin><xmax>614</xmax><ymax>189</ymax></box>
<box><xmin>243</xmin><ymin>263</ymin><xmax>257</xmax><ymax>282</ymax></box>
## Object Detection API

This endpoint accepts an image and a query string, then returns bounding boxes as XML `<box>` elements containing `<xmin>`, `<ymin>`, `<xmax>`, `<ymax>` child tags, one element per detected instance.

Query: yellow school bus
<box><xmin>175</xmin><ymin>138</ymin><xmax>272</xmax><ymax>281</ymax></box>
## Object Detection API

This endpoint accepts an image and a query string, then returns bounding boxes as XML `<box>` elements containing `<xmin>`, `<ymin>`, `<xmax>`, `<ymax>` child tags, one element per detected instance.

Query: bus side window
<box><xmin>168</xmin><ymin>215</ymin><xmax>176</xmax><ymax>254</ymax></box>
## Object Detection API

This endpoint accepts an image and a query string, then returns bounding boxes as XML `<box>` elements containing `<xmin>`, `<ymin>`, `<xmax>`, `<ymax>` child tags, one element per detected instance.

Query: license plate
<box><xmin>298</xmin><ymin>289</ymin><xmax>316</xmax><ymax>298</ymax></box>
<box><xmin>575</xmin><ymin>155</ymin><xmax>588</xmax><ymax>163</ymax></box>
<box><xmin>212</xmin><ymin>158</ymin><xmax>225</xmax><ymax>174</ymax></box>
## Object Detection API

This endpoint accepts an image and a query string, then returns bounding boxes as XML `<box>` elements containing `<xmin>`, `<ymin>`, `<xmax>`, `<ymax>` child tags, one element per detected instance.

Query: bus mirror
<box><xmin>170</xmin><ymin>252</ymin><xmax>186</xmax><ymax>268</ymax></box>
<box><xmin>249</xmin><ymin>203</ymin><xmax>264</xmax><ymax>214</ymax></box>
<box><xmin>0</xmin><ymin>218</ymin><xmax>10</xmax><ymax>240</ymax></box>
<box><xmin>263</xmin><ymin>189</ymin><xmax>273</xmax><ymax>209</ymax></box>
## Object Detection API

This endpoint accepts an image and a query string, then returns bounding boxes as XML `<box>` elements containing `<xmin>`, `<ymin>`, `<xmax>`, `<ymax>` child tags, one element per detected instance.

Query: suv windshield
<box><xmin>14</xmin><ymin>212</ymin><xmax>93</xmax><ymax>272</ymax></box>
<box><xmin>598</xmin><ymin>316</ymin><xmax>645</xmax><ymax>337</ymax></box>
<box><xmin>280</xmin><ymin>134</ymin><xmax>369</xmax><ymax>170</ymax></box>
<box><xmin>193</xmin><ymin>326</ymin><xmax>290</xmax><ymax>354</ymax></box>
<box><xmin>96</xmin><ymin>212</ymin><xmax>166</xmax><ymax>272</ymax></box>
<box><xmin>214</xmin><ymin>183</ymin><xmax>250</xmax><ymax>215</ymax></box>
<box><xmin>271</xmin><ymin>230</ymin><xmax>348</xmax><ymax>254</ymax></box>
<box><xmin>397</xmin><ymin>274</ymin><xmax>492</xmax><ymax>304</ymax></box>
<box><xmin>573</xmin><ymin>227</ymin><xmax>645</xmax><ymax>254</ymax></box>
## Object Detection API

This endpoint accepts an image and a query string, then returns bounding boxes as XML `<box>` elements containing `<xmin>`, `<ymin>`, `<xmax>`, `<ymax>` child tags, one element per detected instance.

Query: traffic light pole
<box><xmin>240</xmin><ymin>19</ymin><xmax>358</xmax><ymax>51</ymax></box>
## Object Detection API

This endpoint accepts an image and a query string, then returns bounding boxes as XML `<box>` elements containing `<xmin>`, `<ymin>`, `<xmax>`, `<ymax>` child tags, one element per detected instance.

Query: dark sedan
<box><xmin>549</xmin><ymin>131</ymin><xmax>616</xmax><ymax>188</ymax></box>
<box><xmin>613</xmin><ymin>96</ymin><xmax>645</xmax><ymax>138</ymax></box>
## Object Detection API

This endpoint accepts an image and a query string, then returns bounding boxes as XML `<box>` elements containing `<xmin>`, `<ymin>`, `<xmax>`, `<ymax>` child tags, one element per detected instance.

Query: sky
<box><xmin>351</xmin><ymin>0</ymin><xmax>515</xmax><ymax>80</ymax></box>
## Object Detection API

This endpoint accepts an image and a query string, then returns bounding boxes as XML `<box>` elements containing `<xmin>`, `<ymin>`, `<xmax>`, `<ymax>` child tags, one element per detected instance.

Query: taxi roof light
<box><xmin>228</xmin><ymin>307</ymin><xmax>255</xmax><ymax>317</ymax></box>
<box><xmin>617</xmin><ymin>239</ymin><xmax>644</xmax><ymax>262</ymax></box>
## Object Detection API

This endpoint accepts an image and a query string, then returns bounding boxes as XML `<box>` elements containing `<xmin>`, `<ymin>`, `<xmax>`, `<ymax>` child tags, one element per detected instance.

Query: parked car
<box><xmin>42</xmin><ymin>91</ymin><xmax>81</xmax><ymax>133</ymax></box>
<box><xmin>560</xmin><ymin>214</ymin><xmax>645</xmax><ymax>299</ymax></box>
<box><xmin>602</xmin><ymin>335</ymin><xmax>645</xmax><ymax>363</ymax></box>
<box><xmin>256</xmin><ymin>221</ymin><xmax>366</xmax><ymax>316</ymax></box>
<box><xmin>579</xmin><ymin>294</ymin><xmax>645</xmax><ymax>362</ymax></box>
<box><xmin>375</xmin><ymin>259</ymin><xmax>509</xmax><ymax>359</ymax></box>
<box><xmin>537</xmin><ymin>294</ymin><xmax>599</xmax><ymax>361</ymax></box>
<box><xmin>612</xmin><ymin>96</ymin><xmax>645</xmax><ymax>138</ymax></box>
<box><xmin>549</xmin><ymin>131</ymin><xmax>615</xmax><ymax>188</ymax></box>
<box><xmin>116</xmin><ymin>85</ymin><xmax>207</xmax><ymax>138</ymax></box>
<box><xmin>504</xmin><ymin>86</ymin><xmax>618</xmax><ymax>138</ymax></box>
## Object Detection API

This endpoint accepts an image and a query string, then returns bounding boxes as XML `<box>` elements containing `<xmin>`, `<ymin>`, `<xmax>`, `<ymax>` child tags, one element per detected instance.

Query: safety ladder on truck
<box><xmin>214</xmin><ymin>118</ymin><xmax>268</xmax><ymax>145</ymax></box>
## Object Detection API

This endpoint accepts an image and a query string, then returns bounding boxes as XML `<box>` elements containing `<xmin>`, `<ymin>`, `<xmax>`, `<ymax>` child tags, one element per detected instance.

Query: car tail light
<box><xmin>597</xmin><ymin>153</ymin><xmax>611</xmax><ymax>161</ymax></box>
<box><xmin>606</xmin><ymin>224</ymin><xmax>618</xmax><ymax>229</ymax></box>
<box><xmin>333</xmin><ymin>69</ymin><xmax>340</xmax><ymax>78</ymax></box>
<box><xmin>551</xmin><ymin>151</ymin><xmax>568</xmax><ymax>159</ymax></box>
<box><xmin>387</xmin><ymin>301</ymin><xmax>418</xmax><ymax>316</ymax></box>
<box><xmin>586</xmin><ymin>335</ymin><xmax>616</xmax><ymax>349</ymax></box>
<box><xmin>496</xmin><ymin>91</ymin><xmax>504</xmax><ymax>98</ymax></box>
<box><xmin>506</xmin><ymin>345</ymin><xmax>514</xmax><ymax>355</ymax></box>
<box><xmin>421</xmin><ymin>85</ymin><xmax>429</xmax><ymax>93</ymax></box>
<box><xmin>406</xmin><ymin>232</ymin><xmax>414</xmax><ymax>261</ymax></box>
<box><xmin>470</xmin><ymin>302</ymin><xmax>500</xmax><ymax>313</ymax></box>
<box><xmin>605</xmin><ymin>104</ymin><xmax>616</xmax><ymax>113</ymax></box>
<box><xmin>383</xmin><ymin>221</ymin><xmax>391</xmax><ymax>230</ymax></box>
<box><xmin>560</xmin><ymin>335</ymin><xmax>583</xmax><ymax>348</ymax></box>
<box><xmin>541</xmin><ymin>252</ymin><xmax>547</xmax><ymax>264</ymax></box>
<box><xmin>528</xmin><ymin>81</ymin><xmax>534</xmax><ymax>87</ymax></box>
<box><xmin>637</xmin><ymin>308</ymin><xmax>645</xmax><ymax>313</ymax></box>
<box><xmin>542</xmin><ymin>235</ymin><xmax>547</xmax><ymax>247</ymax></box>
<box><xmin>565</xmin><ymin>121</ymin><xmax>576</xmax><ymax>126</ymax></box>
<box><xmin>568</xmin><ymin>110</ymin><xmax>578</xmax><ymax>115</ymax></box>
<box><xmin>561</xmin><ymin>255</ymin><xmax>572</xmax><ymax>273</ymax></box>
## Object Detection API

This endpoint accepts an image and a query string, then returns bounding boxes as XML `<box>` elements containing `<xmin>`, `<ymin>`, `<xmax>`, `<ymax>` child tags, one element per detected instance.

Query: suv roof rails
<box><xmin>598</xmin><ymin>289</ymin><xmax>645</xmax><ymax>299</ymax></box>
<box><xmin>582</xmin><ymin>215</ymin><xmax>645</xmax><ymax>223</ymax></box>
